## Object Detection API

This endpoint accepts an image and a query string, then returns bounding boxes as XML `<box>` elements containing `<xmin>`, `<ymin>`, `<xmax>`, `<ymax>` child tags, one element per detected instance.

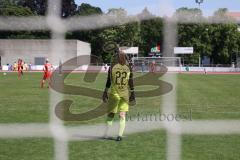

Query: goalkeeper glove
<box><xmin>129</xmin><ymin>91</ymin><xmax>136</xmax><ymax>106</ymax></box>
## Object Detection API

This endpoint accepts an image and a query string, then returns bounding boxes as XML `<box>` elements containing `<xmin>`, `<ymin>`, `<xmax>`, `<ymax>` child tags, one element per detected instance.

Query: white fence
<box><xmin>2</xmin><ymin>65</ymin><xmax>240</xmax><ymax>72</ymax></box>
<box><xmin>1</xmin><ymin>65</ymin><xmax>108</xmax><ymax>72</ymax></box>
<box><xmin>170</xmin><ymin>66</ymin><xmax>240</xmax><ymax>72</ymax></box>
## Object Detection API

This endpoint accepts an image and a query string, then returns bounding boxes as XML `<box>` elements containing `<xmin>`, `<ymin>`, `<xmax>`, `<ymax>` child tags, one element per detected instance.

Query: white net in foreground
<box><xmin>0</xmin><ymin>1</ymin><xmax>240</xmax><ymax>160</ymax></box>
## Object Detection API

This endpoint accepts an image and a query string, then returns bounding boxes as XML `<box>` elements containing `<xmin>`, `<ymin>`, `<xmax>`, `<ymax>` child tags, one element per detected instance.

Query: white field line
<box><xmin>180</xmin><ymin>120</ymin><xmax>240</xmax><ymax>135</ymax></box>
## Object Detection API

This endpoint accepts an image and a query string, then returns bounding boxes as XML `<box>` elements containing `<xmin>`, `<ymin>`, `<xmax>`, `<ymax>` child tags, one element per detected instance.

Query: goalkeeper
<box><xmin>102</xmin><ymin>50</ymin><xmax>136</xmax><ymax>141</ymax></box>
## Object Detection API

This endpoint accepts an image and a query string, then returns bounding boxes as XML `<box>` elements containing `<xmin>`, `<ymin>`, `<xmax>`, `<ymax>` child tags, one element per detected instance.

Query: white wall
<box><xmin>0</xmin><ymin>39</ymin><xmax>91</xmax><ymax>66</ymax></box>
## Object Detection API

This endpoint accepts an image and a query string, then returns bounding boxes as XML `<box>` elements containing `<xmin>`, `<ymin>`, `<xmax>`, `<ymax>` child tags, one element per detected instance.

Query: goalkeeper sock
<box><xmin>118</xmin><ymin>117</ymin><xmax>126</xmax><ymax>137</ymax></box>
<box><xmin>106</xmin><ymin>116</ymin><xmax>113</xmax><ymax>126</ymax></box>
<box><xmin>104</xmin><ymin>116</ymin><xmax>114</xmax><ymax>137</ymax></box>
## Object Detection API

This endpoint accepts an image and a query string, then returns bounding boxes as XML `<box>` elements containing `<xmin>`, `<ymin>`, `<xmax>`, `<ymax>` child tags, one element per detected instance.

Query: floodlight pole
<box><xmin>236</xmin><ymin>48</ymin><xmax>239</xmax><ymax>67</ymax></box>
<box><xmin>195</xmin><ymin>0</ymin><xmax>204</xmax><ymax>9</ymax></box>
<box><xmin>195</xmin><ymin>0</ymin><xmax>204</xmax><ymax>67</ymax></box>
<box><xmin>236</xmin><ymin>28</ymin><xmax>240</xmax><ymax>67</ymax></box>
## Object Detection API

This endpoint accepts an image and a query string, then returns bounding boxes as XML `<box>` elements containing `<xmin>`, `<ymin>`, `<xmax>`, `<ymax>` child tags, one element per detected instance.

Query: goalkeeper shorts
<box><xmin>108</xmin><ymin>92</ymin><xmax>129</xmax><ymax>113</ymax></box>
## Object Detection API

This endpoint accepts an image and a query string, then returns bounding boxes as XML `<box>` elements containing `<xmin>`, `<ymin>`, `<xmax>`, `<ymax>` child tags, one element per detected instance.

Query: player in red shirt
<box><xmin>150</xmin><ymin>60</ymin><xmax>156</xmax><ymax>73</ymax></box>
<box><xmin>17</xmin><ymin>59</ymin><xmax>23</xmax><ymax>78</ymax></box>
<box><xmin>41</xmin><ymin>59</ymin><xmax>53</xmax><ymax>88</ymax></box>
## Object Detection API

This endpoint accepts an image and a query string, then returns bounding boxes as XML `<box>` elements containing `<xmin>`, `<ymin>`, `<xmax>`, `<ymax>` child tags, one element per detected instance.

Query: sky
<box><xmin>75</xmin><ymin>0</ymin><xmax>240</xmax><ymax>17</ymax></box>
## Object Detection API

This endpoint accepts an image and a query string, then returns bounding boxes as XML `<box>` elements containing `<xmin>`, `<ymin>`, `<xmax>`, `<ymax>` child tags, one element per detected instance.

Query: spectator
<box><xmin>13</xmin><ymin>62</ymin><xmax>17</xmax><ymax>71</ymax></box>
<box><xmin>28</xmin><ymin>62</ymin><xmax>32</xmax><ymax>71</ymax></box>
<box><xmin>24</xmin><ymin>62</ymin><xmax>28</xmax><ymax>71</ymax></box>
<box><xmin>141</xmin><ymin>61</ymin><xmax>145</xmax><ymax>73</ymax></box>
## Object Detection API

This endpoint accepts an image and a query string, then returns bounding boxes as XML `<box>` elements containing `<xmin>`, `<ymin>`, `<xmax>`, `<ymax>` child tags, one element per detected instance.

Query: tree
<box><xmin>175</xmin><ymin>7</ymin><xmax>240</xmax><ymax>65</ymax></box>
<box><xmin>174</xmin><ymin>7</ymin><xmax>203</xmax><ymax>22</ymax></box>
<box><xmin>17</xmin><ymin>0</ymin><xmax>77</xmax><ymax>17</ymax></box>
<box><xmin>211</xmin><ymin>8</ymin><xmax>235</xmax><ymax>23</ymax></box>
<box><xmin>0</xmin><ymin>0</ymin><xmax>51</xmax><ymax>39</ymax></box>
<box><xmin>213</xmin><ymin>8</ymin><xmax>228</xmax><ymax>17</ymax></box>
<box><xmin>16</xmin><ymin>0</ymin><xmax>47</xmax><ymax>15</ymax></box>
<box><xmin>0</xmin><ymin>0</ymin><xmax>33</xmax><ymax>16</ymax></box>
<box><xmin>75</xmin><ymin>3</ymin><xmax>102</xmax><ymax>16</ymax></box>
<box><xmin>177</xmin><ymin>23</ymin><xmax>240</xmax><ymax>64</ymax></box>
<box><xmin>138</xmin><ymin>7</ymin><xmax>154</xmax><ymax>19</ymax></box>
<box><xmin>96</xmin><ymin>8</ymin><xmax>143</xmax><ymax>62</ymax></box>
<box><xmin>140</xmin><ymin>17</ymin><xmax>163</xmax><ymax>56</ymax></box>
<box><xmin>177</xmin><ymin>23</ymin><xmax>212</xmax><ymax>64</ymax></box>
<box><xmin>210</xmin><ymin>24</ymin><xmax>240</xmax><ymax>64</ymax></box>
<box><xmin>107</xmin><ymin>8</ymin><xmax>127</xmax><ymax>17</ymax></box>
<box><xmin>61</xmin><ymin>0</ymin><xmax>77</xmax><ymax>17</ymax></box>
<box><xmin>66</xmin><ymin>3</ymin><xmax>104</xmax><ymax>61</ymax></box>
<box><xmin>208</xmin><ymin>8</ymin><xmax>240</xmax><ymax>64</ymax></box>
<box><xmin>0</xmin><ymin>0</ymin><xmax>16</xmax><ymax>7</ymax></box>
<box><xmin>98</xmin><ymin>22</ymin><xmax>141</xmax><ymax>61</ymax></box>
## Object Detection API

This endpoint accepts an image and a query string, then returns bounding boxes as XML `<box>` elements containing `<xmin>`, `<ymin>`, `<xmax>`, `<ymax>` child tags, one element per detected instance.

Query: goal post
<box><xmin>132</xmin><ymin>57</ymin><xmax>181</xmax><ymax>72</ymax></box>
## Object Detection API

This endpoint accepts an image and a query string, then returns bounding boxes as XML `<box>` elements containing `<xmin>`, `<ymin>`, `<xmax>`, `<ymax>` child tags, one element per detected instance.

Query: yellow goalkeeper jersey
<box><xmin>111</xmin><ymin>63</ymin><xmax>131</xmax><ymax>96</ymax></box>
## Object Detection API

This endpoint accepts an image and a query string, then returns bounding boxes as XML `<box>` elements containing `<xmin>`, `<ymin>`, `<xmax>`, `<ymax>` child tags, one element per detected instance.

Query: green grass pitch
<box><xmin>0</xmin><ymin>72</ymin><xmax>240</xmax><ymax>160</ymax></box>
